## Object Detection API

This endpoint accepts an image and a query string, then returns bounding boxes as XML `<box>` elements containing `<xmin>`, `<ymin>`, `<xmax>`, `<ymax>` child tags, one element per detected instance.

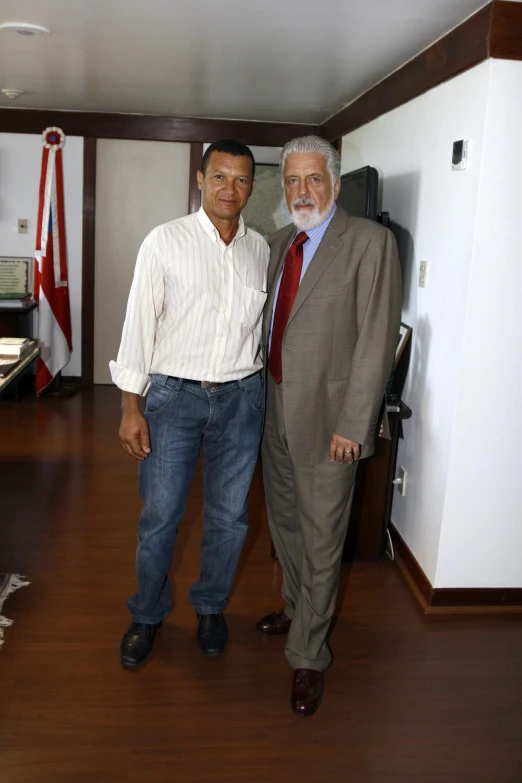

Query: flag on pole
<box><xmin>34</xmin><ymin>127</ymin><xmax>73</xmax><ymax>395</ymax></box>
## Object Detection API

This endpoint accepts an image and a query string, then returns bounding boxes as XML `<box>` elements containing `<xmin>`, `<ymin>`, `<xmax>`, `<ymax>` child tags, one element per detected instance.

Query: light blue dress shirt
<box><xmin>268</xmin><ymin>205</ymin><xmax>337</xmax><ymax>351</ymax></box>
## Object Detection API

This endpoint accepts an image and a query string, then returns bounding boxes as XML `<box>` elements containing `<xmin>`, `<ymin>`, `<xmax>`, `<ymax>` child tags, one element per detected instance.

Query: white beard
<box><xmin>290</xmin><ymin>196</ymin><xmax>335</xmax><ymax>231</ymax></box>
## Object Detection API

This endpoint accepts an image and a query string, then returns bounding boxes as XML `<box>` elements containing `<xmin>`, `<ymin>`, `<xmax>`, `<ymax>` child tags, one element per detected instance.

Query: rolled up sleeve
<box><xmin>109</xmin><ymin>228</ymin><xmax>165</xmax><ymax>396</ymax></box>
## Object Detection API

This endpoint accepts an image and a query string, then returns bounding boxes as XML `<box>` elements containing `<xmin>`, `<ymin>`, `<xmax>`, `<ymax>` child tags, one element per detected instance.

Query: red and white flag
<box><xmin>34</xmin><ymin>127</ymin><xmax>73</xmax><ymax>395</ymax></box>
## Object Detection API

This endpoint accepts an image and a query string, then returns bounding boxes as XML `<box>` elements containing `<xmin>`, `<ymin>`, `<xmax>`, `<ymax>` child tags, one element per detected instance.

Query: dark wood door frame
<box><xmin>81</xmin><ymin>138</ymin><xmax>97</xmax><ymax>387</ymax></box>
<box><xmin>188</xmin><ymin>143</ymin><xmax>203</xmax><ymax>216</ymax></box>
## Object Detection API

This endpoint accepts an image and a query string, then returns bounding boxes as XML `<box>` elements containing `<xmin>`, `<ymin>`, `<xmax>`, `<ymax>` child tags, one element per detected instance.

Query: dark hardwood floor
<box><xmin>1</xmin><ymin>387</ymin><xmax>521</xmax><ymax>782</ymax></box>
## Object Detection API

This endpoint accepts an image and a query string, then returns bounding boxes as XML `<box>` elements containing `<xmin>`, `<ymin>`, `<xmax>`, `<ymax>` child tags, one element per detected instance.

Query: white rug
<box><xmin>0</xmin><ymin>573</ymin><xmax>30</xmax><ymax>648</ymax></box>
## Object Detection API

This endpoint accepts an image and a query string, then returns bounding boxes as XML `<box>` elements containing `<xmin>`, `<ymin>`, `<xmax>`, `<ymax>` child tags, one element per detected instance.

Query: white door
<box><xmin>94</xmin><ymin>139</ymin><xmax>190</xmax><ymax>383</ymax></box>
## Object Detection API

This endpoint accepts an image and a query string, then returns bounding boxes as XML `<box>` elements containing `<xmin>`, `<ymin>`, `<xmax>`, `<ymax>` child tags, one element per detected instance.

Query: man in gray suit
<box><xmin>257</xmin><ymin>136</ymin><xmax>401</xmax><ymax>716</ymax></box>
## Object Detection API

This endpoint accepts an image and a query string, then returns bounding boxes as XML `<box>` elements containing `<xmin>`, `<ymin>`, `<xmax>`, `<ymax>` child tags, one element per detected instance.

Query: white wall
<box><xmin>342</xmin><ymin>62</ymin><xmax>491</xmax><ymax>583</ymax></box>
<box><xmin>0</xmin><ymin>132</ymin><xmax>83</xmax><ymax>376</ymax></box>
<box><xmin>435</xmin><ymin>60</ymin><xmax>522</xmax><ymax>588</ymax></box>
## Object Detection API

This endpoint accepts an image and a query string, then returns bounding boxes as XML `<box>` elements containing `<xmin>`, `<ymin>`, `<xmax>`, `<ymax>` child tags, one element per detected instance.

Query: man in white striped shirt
<box><xmin>110</xmin><ymin>140</ymin><xmax>269</xmax><ymax>667</ymax></box>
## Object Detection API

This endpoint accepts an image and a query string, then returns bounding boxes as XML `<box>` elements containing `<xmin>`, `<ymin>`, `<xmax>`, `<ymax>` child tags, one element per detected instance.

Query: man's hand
<box><xmin>119</xmin><ymin>391</ymin><xmax>151</xmax><ymax>460</ymax></box>
<box><xmin>329</xmin><ymin>433</ymin><xmax>360</xmax><ymax>464</ymax></box>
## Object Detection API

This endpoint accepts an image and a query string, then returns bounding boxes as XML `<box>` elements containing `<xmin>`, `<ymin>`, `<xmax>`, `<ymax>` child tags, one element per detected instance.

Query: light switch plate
<box><xmin>398</xmin><ymin>466</ymin><xmax>407</xmax><ymax>496</ymax></box>
<box><xmin>18</xmin><ymin>219</ymin><xmax>28</xmax><ymax>234</ymax></box>
<box><xmin>418</xmin><ymin>259</ymin><xmax>428</xmax><ymax>288</ymax></box>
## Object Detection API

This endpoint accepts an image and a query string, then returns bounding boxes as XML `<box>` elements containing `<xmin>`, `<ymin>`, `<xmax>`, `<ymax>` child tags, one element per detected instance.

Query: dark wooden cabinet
<box><xmin>0</xmin><ymin>302</ymin><xmax>37</xmax><ymax>338</ymax></box>
<box><xmin>268</xmin><ymin>401</ymin><xmax>412</xmax><ymax>563</ymax></box>
<box><xmin>343</xmin><ymin>401</ymin><xmax>412</xmax><ymax>560</ymax></box>
<box><xmin>0</xmin><ymin>303</ymin><xmax>39</xmax><ymax>400</ymax></box>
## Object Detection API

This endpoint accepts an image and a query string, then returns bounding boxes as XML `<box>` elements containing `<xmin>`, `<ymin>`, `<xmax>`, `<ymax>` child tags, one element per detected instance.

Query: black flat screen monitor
<box><xmin>338</xmin><ymin>166</ymin><xmax>379</xmax><ymax>221</ymax></box>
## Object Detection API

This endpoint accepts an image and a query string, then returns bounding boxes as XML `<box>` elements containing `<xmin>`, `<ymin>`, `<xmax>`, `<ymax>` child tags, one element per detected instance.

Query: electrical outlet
<box><xmin>18</xmin><ymin>219</ymin><xmax>28</xmax><ymax>234</ymax></box>
<box><xmin>418</xmin><ymin>260</ymin><xmax>428</xmax><ymax>288</ymax></box>
<box><xmin>393</xmin><ymin>466</ymin><xmax>407</xmax><ymax>496</ymax></box>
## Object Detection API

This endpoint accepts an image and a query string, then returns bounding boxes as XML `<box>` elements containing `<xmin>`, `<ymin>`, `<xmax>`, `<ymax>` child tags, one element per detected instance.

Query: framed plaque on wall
<box><xmin>0</xmin><ymin>257</ymin><xmax>33</xmax><ymax>296</ymax></box>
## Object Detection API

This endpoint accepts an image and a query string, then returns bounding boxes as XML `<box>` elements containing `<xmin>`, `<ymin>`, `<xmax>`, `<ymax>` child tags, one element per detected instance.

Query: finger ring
<box><xmin>344</xmin><ymin>449</ymin><xmax>352</xmax><ymax>454</ymax></box>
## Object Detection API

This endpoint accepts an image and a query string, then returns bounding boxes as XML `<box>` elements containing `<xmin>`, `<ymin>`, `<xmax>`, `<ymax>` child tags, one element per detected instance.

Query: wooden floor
<box><xmin>1</xmin><ymin>387</ymin><xmax>521</xmax><ymax>783</ymax></box>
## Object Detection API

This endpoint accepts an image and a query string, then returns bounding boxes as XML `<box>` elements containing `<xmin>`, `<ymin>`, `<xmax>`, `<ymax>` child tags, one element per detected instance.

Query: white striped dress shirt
<box><xmin>110</xmin><ymin>208</ymin><xmax>269</xmax><ymax>395</ymax></box>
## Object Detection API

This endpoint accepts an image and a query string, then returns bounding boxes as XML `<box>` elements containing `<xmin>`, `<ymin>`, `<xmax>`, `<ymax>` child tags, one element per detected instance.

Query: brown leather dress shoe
<box><xmin>256</xmin><ymin>609</ymin><xmax>292</xmax><ymax>635</ymax></box>
<box><xmin>291</xmin><ymin>668</ymin><xmax>324</xmax><ymax>716</ymax></box>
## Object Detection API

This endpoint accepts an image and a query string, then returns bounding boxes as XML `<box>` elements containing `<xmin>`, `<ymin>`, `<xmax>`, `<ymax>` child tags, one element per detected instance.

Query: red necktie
<box><xmin>269</xmin><ymin>231</ymin><xmax>309</xmax><ymax>384</ymax></box>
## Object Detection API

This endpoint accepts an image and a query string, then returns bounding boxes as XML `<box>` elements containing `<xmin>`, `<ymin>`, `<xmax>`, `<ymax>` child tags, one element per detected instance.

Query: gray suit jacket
<box><xmin>262</xmin><ymin>204</ymin><xmax>402</xmax><ymax>464</ymax></box>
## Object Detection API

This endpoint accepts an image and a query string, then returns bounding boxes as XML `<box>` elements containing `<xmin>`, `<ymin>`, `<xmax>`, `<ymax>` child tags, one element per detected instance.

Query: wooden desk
<box><xmin>0</xmin><ymin>344</ymin><xmax>40</xmax><ymax>401</ymax></box>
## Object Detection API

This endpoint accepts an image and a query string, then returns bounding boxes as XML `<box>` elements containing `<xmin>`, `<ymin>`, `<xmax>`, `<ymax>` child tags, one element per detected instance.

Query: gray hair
<box><xmin>280</xmin><ymin>135</ymin><xmax>341</xmax><ymax>187</ymax></box>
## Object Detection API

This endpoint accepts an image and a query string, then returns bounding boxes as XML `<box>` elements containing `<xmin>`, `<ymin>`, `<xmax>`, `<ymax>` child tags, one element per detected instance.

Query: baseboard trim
<box><xmin>389</xmin><ymin>523</ymin><xmax>522</xmax><ymax>615</ymax></box>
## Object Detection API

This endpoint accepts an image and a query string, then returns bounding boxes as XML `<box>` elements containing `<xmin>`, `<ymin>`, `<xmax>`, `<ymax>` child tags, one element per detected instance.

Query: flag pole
<box><xmin>34</xmin><ymin>127</ymin><xmax>74</xmax><ymax>396</ymax></box>
<box><xmin>39</xmin><ymin>370</ymin><xmax>77</xmax><ymax>397</ymax></box>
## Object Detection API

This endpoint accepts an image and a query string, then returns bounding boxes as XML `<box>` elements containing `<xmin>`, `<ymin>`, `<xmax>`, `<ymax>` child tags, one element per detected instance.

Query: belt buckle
<box><xmin>201</xmin><ymin>380</ymin><xmax>218</xmax><ymax>392</ymax></box>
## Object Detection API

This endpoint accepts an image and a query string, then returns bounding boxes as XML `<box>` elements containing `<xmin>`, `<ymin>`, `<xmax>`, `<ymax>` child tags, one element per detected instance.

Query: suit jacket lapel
<box><xmin>262</xmin><ymin>225</ymin><xmax>295</xmax><ymax>345</ymax></box>
<box><xmin>287</xmin><ymin>206</ymin><xmax>348</xmax><ymax>327</ymax></box>
<box><xmin>262</xmin><ymin>205</ymin><xmax>350</xmax><ymax>343</ymax></box>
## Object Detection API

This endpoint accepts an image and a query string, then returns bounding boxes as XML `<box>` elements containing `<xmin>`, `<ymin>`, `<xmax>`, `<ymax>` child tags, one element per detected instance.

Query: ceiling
<box><xmin>0</xmin><ymin>0</ymin><xmax>494</xmax><ymax>124</ymax></box>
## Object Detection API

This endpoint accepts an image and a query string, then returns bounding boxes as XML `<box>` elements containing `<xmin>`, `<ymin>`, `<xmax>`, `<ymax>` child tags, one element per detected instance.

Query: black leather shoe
<box><xmin>120</xmin><ymin>621</ymin><xmax>161</xmax><ymax>668</ymax></box>
<box><xmin>197</xmin><ymin>613</ymin><xmax>228</xmax><ymax>657</ymax></box>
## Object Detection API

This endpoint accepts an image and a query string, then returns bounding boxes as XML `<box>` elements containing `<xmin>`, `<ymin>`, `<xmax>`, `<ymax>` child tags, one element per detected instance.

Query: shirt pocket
<box><xmin>242</xmin><ymin>286</ymin><xmax>267</xmax><ymax>331</ymax></box>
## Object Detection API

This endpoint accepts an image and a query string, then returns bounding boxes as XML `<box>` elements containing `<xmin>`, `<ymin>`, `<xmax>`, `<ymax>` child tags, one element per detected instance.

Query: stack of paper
<box><xmin>0</xmin><ymin>337</ymin><xmax>31</xmax><ymax>359</ymax></box>
<box><xmin>0</xmin><ymin>338</ymin><xmax>34</xmax><ymax>378</ymax></box>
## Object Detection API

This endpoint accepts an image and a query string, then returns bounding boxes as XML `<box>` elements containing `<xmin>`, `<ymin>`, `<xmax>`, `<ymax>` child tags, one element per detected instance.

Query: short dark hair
<box><xmin>200</xmin><ymin>139</ymin><xmax>255</xmax><ymax>179</ymax></box>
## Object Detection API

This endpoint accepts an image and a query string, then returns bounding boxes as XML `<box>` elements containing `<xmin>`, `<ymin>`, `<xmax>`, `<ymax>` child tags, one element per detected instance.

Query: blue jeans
<box><xmin>127</xmin><ymin>372</ymin><xmax>264</xmax><ymax>624</ymax></box>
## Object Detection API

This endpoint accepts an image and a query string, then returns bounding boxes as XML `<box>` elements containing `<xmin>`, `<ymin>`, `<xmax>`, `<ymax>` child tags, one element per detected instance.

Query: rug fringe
<box><xmin>0</xmin><ymin>574</ymin><xmax>30</xmax><ymax>650</ymax></box>
<box><xmin>0</xmin><ymin>616</ymin><xmax>14</xmax><ymax>647</ymax></box>
<box><xmin>4</xmin><ymin>574</ymin><xmax>31</xmax><ymax>594</ymax></box>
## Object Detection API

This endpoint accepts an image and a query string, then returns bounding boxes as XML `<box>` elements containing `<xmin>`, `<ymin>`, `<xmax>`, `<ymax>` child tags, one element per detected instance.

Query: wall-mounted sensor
<box><xmin>452</xmin><ymin>139</ymin><xmax>468</xmax><ymax>170</ymax></box>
